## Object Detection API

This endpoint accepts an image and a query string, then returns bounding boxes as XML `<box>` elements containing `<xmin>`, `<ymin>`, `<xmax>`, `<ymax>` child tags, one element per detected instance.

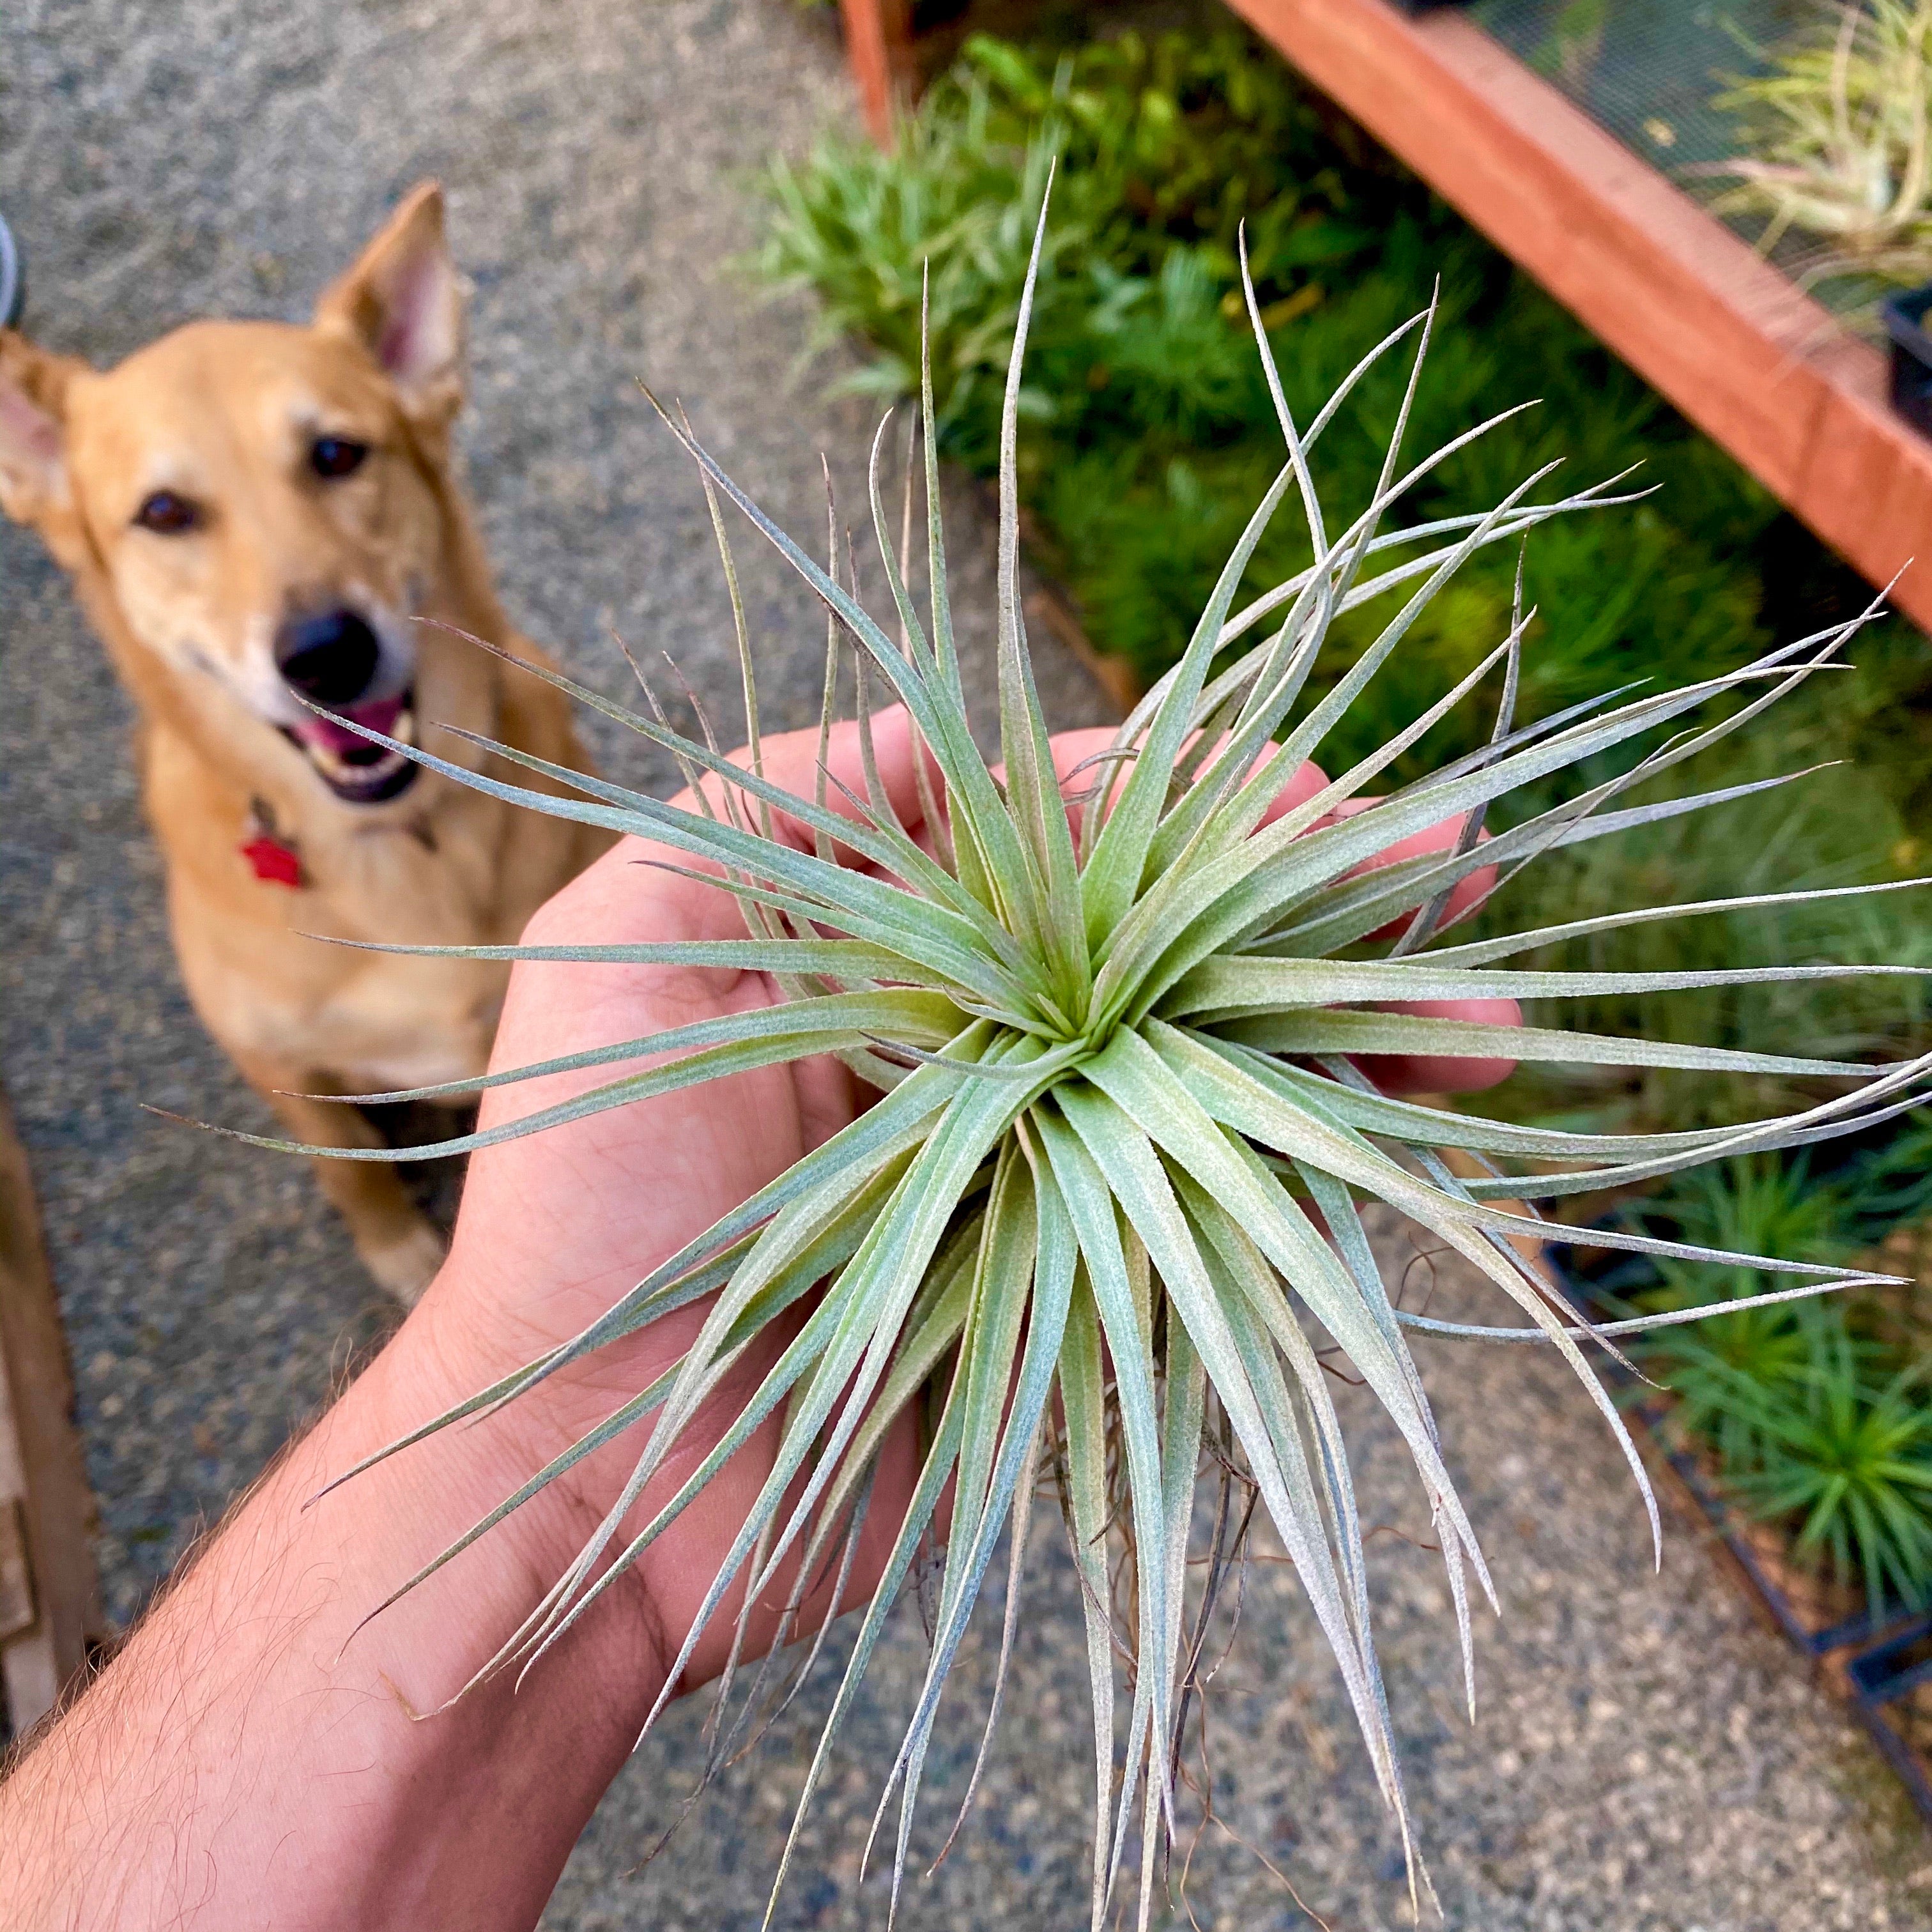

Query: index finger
<box><xmin>678</xmin><ymin>706</ymin><xmax>938</xmax><ymax>859</ymax></box>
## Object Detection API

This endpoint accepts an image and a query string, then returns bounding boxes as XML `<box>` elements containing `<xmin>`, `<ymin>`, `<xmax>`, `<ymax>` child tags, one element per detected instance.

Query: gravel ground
<box><xmin>551</xmin><ymin>1218</ymin><xmax>1932</xmax><ymax>1932</ymax></box>
<box><xmin>2</xmin><ymin>1</ymin><xmax>1929</xmax><ymax>1924</ymax></box>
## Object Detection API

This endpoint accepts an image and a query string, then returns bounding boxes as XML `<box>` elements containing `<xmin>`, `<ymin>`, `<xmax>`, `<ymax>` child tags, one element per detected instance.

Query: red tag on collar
<box><xmin>241</xmin><ymin>834</ymin><xmax>304</xmax><ymax>889</ymax></box>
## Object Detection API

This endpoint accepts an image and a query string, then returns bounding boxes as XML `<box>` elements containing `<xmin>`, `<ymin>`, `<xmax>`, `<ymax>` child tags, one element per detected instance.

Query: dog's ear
<box><xmin>0</xmin><ymin>331</ymin><xmax>89</xmax><ymax>564</ymax></box>
<box><xmin>314</xmin><ymin>181</ymin><xmax>464</xmax><ymax>434</ymax></box>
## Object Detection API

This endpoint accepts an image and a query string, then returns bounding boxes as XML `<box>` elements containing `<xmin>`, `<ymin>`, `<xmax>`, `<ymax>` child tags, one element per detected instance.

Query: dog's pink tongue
<box><xmin>291</xmin><ymin>694</ymin><xmax>406</xmax><ymax>756</ymax></box>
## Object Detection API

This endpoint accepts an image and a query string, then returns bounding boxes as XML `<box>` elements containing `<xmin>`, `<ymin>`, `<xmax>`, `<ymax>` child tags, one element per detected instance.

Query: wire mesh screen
<box><xmin>1467</xmin><ymin>1</ymin><xmax>1872</xmax><ymax>312</ymax></box>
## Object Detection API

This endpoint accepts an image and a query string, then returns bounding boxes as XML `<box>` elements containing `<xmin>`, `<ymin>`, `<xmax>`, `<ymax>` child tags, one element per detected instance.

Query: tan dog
<box><xmin>0</xmin><ymin>184</ymin><xmax>612</xmax><ymax>1302</ymax></box>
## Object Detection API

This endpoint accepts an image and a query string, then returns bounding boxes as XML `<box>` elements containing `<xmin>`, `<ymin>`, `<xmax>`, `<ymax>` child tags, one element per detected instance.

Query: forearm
<box><xmin>0</xmin><ymin>1292</ymin><xmax>667</xmax><ymax>1932</ymax></box>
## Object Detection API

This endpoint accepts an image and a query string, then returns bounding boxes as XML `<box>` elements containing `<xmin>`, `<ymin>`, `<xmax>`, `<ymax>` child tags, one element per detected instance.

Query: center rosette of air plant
<box><xmin>237</xmin><ymin>195</ymin><xmax>1924</xmax><ymax>1926</ymax></box>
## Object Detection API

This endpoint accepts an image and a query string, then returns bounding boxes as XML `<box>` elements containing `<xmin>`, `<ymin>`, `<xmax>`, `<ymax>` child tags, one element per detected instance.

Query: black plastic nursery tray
<box><xmin>1847</xmin><ymin>1620</ymin><xmax>1932</xmax><ymax>1821</ymax></box>
<box><xmin>1883</xmin><ymin>284</ymin><xmax>1932</xmax><ymax>440</ymax></box>
<box><xmin>1554</xmin><ymin>1250</ymin><xmax>1932</xmax><ymax>1830</ymax></box>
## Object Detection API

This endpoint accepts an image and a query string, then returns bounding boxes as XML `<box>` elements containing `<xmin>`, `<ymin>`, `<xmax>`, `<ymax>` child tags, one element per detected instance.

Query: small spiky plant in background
<box><xmin>244</xmin><ymin>201</ymin><xmax>1931</xmax><ymax>1922</ymax></box>
<box><xmin>1705</xmin><ymin>0</ymin><xmax>1932</xmax><ymax>316</ymax></box>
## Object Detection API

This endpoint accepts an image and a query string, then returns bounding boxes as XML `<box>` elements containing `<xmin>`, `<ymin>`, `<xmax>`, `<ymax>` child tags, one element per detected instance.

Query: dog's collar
<box><xmin>241</xmin><ymin>797</ymin><xmax>304</xmax><ymax>889</ymax></box>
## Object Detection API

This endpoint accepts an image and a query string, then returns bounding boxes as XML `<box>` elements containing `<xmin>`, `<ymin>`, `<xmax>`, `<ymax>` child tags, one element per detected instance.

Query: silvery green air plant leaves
<box><xmin>259</xmin><ymin>201</ymin><xmax>1926</xmax><ymax>1922</ymax></box>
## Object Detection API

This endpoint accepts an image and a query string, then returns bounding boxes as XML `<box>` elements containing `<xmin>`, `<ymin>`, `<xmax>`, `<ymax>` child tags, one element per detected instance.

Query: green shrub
<box><xmin>756</xmin><ymin>26</ymin><xmax>1787</xmax><ymax>775</ymax></box>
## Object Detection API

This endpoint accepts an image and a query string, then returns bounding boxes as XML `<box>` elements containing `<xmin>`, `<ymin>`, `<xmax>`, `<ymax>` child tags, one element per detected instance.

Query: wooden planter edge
<box><xmin>0</xmin><ymin>1084</ymin><xmax>105</xmax><ymax>1738</ymax></box>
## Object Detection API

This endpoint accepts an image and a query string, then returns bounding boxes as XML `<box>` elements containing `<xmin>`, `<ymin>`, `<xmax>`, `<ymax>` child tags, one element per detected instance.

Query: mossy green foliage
<box><xmin>758</xmin><ymin>26</ymin><xmax>1780</xmax><ymax>768</ymax></box>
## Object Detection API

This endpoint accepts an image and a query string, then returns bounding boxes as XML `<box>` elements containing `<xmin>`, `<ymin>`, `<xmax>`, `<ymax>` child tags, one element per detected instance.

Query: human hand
<box><xmin>425</xmin><ymin>707</ymin><xmax>1521</xmax><ymax>1698</ymax></box>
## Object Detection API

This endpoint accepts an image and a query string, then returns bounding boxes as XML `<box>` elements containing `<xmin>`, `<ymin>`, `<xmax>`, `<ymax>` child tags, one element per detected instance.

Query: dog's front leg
<box><xmin>229</xmin><ymin>1053</ymin><xmax>446</xmax><ymax>1307</ymax></box>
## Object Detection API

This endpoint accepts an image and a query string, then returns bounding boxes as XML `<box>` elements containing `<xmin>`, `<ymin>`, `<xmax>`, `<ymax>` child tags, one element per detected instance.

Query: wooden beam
<box><xmin>0</xmin><ymin>1084</ymin><xmax>104</xmax><ymax>1735</ymax></box>
<box><xmin>838</xmin><ymin>0</ymin><xmax>914</xmax><ymax>149</ymax></box>
<box><xmin>1222</xmin><ymin>0</ymin><xmax>1932</xmax><ymax>634</ymax></box>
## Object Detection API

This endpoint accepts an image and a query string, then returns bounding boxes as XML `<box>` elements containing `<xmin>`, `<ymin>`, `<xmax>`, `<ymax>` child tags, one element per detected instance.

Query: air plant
<box><xmin>1705</xmin><ymin>0</ymin><xmax>1932</xmax><ymax>310</ymax></box>
<box><xmin>235</xmin><ymin>201</ymin><xmax>1932</xmax><ymax>1923</ymax></box>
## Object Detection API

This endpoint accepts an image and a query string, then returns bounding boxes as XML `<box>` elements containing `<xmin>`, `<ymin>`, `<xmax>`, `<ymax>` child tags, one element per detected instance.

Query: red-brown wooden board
<box><xmin>836</xmin><ymin>0</ymin><xmax>1932</xmax><ymax>632</ymax></box>
<box><xmin>1217</xmin><ymin>0</ymin><xmax>1932</xmax><ymax>634</ymax></box>
<box><xmin>839</xmin><ymin>0</ymin><xmax>914</xmax><ymax>148</ymax></box>
<box><xmin>0</xmin><ymin>1085</ymin><xmax>104</xmax><ymax>1735</ymax></box>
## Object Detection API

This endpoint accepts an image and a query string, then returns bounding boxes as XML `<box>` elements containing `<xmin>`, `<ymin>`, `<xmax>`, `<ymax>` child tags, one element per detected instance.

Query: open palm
<box><xmin>429</xmin><ymin>705</ymin><xmax>1515</xmax><ymax>1694</ymax></box>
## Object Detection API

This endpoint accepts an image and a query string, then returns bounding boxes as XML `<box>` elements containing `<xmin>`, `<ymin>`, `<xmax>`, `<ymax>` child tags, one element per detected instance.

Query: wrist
<box><xmin>319</xmin><ymin>1283</ymin><xmax>670</xmax><ymax>1709</ymax></box>
<box><xmin>0</xmin><ymin>1273</ymin><xmax>672</xmax><ymax>1932</ymax></box>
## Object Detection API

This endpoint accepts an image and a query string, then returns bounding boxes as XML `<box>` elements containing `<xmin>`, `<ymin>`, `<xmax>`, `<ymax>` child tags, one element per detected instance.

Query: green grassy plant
<box><xmin>1737</xmin><ymin>1342</ymin><xmax>1932</xmax><ymax>1610</ymax></box>
<box><xmin>758</xmin><ymin>28</ymin><xmax>1400</xmax><ymax>461</ymax></box>
<box><xmin>1617</xmin><ymin>1151</ymin><xmax>1932</xmax><ymax>1610</ymax></box>
<box><xmin>244</xmin><ymin>226</ymin><xmax>1929</xmax><ymax>1917</ymax></box>
<box><xmin>1845</xmin><ymin>1110</ymin><xmax>1932</xmax><ymax>1234</ymax></box>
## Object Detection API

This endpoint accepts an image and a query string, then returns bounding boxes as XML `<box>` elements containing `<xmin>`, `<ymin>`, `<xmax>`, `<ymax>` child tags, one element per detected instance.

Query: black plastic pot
<box><xmin>1882</xmin><ymin>284</ymin><xmax>1932</xmax><ymax>438</ymax></box>
<box><xmin>0</xmin><ymin>212</ymin><xmax>21</xmax><ymax>330</ymax></box>
<box><xmin>1846</xmin><ymin>1619</ymin><xmax>1932</xmax><ymax>1821</ymax></box>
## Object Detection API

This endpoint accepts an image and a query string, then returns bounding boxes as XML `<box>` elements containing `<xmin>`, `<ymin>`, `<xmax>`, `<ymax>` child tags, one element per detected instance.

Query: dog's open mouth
<box><xmin>282</xmin><ymin>691</ymin><xmax>421</xmax><ymax>804</ymax></box>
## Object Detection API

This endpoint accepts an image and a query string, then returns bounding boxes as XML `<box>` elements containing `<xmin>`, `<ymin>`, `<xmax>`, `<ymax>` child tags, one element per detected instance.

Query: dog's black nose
<box><xmin>275</xmin><ymin>608</ymin><xmax>381</xmax><ymax>706</ymax></box>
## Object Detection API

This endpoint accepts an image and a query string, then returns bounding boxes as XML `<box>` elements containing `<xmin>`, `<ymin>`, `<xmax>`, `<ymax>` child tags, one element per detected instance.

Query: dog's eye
<box><xmin>310</xmin><ymin>436</ymin><xmax>369</xmax><ymax>480</ymax></box>
<box><xmin>133</xmin><ymin>491</ymin><xmax>199</xmax><ymax>535</ymax></box>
